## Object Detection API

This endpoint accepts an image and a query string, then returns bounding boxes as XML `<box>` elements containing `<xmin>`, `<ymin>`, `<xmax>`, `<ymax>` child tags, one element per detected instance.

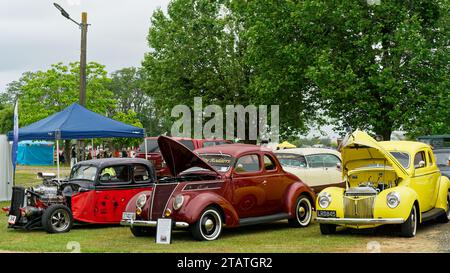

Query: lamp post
<box><xmin>53</xmin><ymin>3</ymin><xmax>89</xmax><ymax>161</ymax></box>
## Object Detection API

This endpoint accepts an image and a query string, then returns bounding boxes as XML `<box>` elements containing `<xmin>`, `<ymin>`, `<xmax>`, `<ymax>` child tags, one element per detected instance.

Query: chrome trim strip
<box><xmin>182</xmin><ymin>187</ymin><xmax>222</xmax><ymax>192</ymax></box>
<box><xmin>162</xmin><ymin>184</ymin><xmax>180</xmax><ymax>217</ymax></box>
<box><xmin>121</xmin><ymin>219</ymin><xmax>189</xmax><ymax>228</ymax></box>
<box><xmin>149</xmin><ymin>184</ymin><xmax>156</xmax><ymax>219</ymax></box>
<box><xmin>315</xmin><ymin>217</ymin><xmax>404</xmax><ymax>225</ymax></box>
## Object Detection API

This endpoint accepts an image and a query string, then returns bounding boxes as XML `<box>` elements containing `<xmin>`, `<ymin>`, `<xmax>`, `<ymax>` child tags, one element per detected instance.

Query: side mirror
<box><xmin>418</xmin><ymin>160</ymin><xmax>426</xmax><ymax>168</ymax></box>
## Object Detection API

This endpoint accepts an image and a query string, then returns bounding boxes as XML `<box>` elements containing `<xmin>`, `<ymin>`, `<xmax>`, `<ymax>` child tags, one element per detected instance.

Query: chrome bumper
<box><xmin>120</xmin><ymin>219</ymin><xmax>189</xmax><ymax>228</ymax></box>
<box><xmin>315</xmin><ymin>217</ymin><xmax>404</xmax><ymax>225</ymax></box>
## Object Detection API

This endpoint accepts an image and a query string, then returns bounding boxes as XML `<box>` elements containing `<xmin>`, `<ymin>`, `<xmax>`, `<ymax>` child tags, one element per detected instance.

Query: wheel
<box><xmin>319</xmin><ymin>224</ymin><xmax>337</xmax><ymax>235</ymax></box>
<box><xmin>130</xmin><ymin>226</ymin><xmax>156</xmax><ymax>237</ymax></box>
<box><xmin>400</xmin><ymin>205</ymin><xmax>417</xmax><ymax>237</ymax></box>
<box><xmin>191</xmin><ymin>207</ymin><xmax>223</xmax><ymax>241</ymax></box>
<box><xmin>288</xmin><ymin>195</ymin><xmax>312</xmax><ymax>227</ymax></box>
<box><xmin>437</xmin><ymin>192</ymin><xmax>450</xmax><ymax>223</ymax></box>
<box><xmin>42</xmin><ymin>204</ymin><xmax>73</xmax><ymax>233</ymax></box>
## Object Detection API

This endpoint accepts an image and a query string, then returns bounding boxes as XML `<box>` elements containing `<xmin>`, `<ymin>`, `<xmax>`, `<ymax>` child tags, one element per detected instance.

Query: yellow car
<box><xmin>315</xmin><ymin>130</ymin><xmax>450</xmax><ymax>237</ymax></box>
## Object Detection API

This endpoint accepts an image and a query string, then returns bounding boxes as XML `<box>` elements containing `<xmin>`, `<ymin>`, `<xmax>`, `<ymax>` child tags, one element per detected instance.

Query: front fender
<box><xmin>174</xmin><ymin>192</ymin><xmax>239</xmax><ymax>227</ymax></box>
<box><xmin>124</xmin><ymin>190</ymin><xmax>153</xmax><ymax>215</ymax></box>
<box><xmin>373</xmin><ymin>187</ymin><xmax>418</xmax><ymax>222</ymax></box>
<box><xmin>315</xmin><ymin>187</ymin><xmax>345</xmax><ymax>217</ymax></box>
<box><xmin>435</xmin><ymin>176</ymin><xmax>450</xmax><ymax>211</ymax></box>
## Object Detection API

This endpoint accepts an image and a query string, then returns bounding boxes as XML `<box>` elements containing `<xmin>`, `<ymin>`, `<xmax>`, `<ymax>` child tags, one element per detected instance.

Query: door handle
<box><xmin>262</xmin><ymin>180</ymin><xmax>267</xmax><ymax>185</ymax></box>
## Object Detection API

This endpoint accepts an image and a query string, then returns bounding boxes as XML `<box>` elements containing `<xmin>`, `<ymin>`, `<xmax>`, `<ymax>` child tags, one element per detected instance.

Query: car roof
<box><xmin>74</xmin><ymin>158</ymin><xmax>153</xmax><ymax>169</ymax></box>
<box><xmin>195</xmin><ymin>144</ymin><xmax>273</xmax><ymax>157</ymax></box>
<box><xmin>378</xmin><ymin>141</ymin><xmax>432</xmax><ymax>153</ymax></box>
<box><xmin>274</xmin><ymin>147</ymin><xmax>340</xmax><ymax>157</ymax></box>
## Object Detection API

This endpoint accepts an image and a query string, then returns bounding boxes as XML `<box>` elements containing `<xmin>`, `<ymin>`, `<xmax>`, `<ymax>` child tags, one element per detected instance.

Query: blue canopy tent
<box><xmin>17</xmin><ymin>141</ymin><xmax>54</xmax><ymax>166</ymax></box>
<box><xmin>8</xmin><ymin>103</ymin><xmax>145</xmax><ymax>179</ymax></box>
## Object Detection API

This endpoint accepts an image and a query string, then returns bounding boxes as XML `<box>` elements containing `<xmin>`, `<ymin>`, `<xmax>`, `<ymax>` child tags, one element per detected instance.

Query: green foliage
<box><xmin>143</xmin><ymin>0</ymin><xmax>253</xmax><ymax>137</ymax></box>
<box><xmin>109</xmin><ymin>67</ymin><xmax>166</xmax><ymax>136</ymax></box>
<box><xmin>15</xmin><ymin>62</ymin><xmax>115</xmax><ymax>126</ymax></box>
<box><xmin>0</xmin><ymin>104</ymin><xmax>13</xmax><ymax>134</ymax></box>
<box><xmin>110</xmin><ymin>110</ymin><xmax>143</xmax><ymax>148</ymax></box>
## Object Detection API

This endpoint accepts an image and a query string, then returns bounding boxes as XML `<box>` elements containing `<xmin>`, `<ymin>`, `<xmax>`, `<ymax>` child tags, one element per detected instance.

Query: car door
<box><xmin>304</xmin><ymin>154</ymin><xmax>329</xmax><ymax>189</ymax></box>
<box><xmin>260</xmin><ymin>154</ymin><xmax>291</xmax><ymax>214</ymax></box>
<box><xmin>411</xmin><ymin>150</ymin><xmax>439</xmax><ymax>211</ymax></box>
<box><xmin>94</xmin><ymin>164</ymin><xmax>133</xmax><ymax>223</ymax></box>
<box><xmin>231</xmin><ymin>154</ymin><xmax>267</xmax><ymax>218</ymax></box>
<box><xmin>321</xmin><ymin>154</ymin><xmax>343</xmax><ymax>186</ymax></box>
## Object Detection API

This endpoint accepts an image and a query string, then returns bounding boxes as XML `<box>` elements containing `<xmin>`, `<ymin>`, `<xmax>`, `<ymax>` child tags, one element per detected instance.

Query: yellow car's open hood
<box><xmin>339</xmin><ymin>130</ymin><xmax>408</xmax><ymax>179</ymax></box>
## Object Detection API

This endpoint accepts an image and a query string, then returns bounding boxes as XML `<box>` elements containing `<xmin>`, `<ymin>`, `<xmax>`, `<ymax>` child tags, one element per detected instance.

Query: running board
<box><xmin>239</xmin><ymin>213</ymin><xmax>289</xmax><ymax>226</ymax></box>
<box><xmin>422</xmin><ymin>208</ymin><xmax>445</xmax><ymax>222</ymax></box>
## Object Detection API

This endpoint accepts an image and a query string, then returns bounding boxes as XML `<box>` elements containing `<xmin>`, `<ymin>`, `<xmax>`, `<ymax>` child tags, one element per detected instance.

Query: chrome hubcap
<box><xmin>204</xmin><ymin>219</ymin><xmax>214</xmax><ymax>232</ymax></box>
<box><xmin>299</xmin><ymin>207</ymin><xmax>306</xmax><ymax>218</ymax></box>
<box><xmin>51</xmin><ymin>210</ymin><xmax>69</xmax><ymax>231</ymax></box>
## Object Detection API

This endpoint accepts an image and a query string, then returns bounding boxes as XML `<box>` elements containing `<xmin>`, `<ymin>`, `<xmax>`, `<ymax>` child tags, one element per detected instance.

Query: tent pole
<box><xmin>56</xmin><ymin>139</ymin><xmax>60</xmax><ymax>181</ymax></box>
<box><xmin>92</xmin><ymin>138</ymin><xmax>94</xmax><ymax>159</ymax></box>
<box><xmin>144</xmin><ymin>129</ymin><xmax>148</xmax><ymax>160</ymax></box>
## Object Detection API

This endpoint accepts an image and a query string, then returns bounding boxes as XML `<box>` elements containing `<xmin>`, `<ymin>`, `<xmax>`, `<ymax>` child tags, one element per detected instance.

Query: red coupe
<box><xmin>121</xmin><ymin>136</ymin><xmax>315</xmax><ymax>240</ymax></box>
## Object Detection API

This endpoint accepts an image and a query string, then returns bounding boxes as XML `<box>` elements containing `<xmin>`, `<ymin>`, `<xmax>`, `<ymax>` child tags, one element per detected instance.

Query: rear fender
<box><xmin>435</xmin><ymin>176</ymin><xmax>450</xmax><ymax>211</ymax></box>
<box><xmin>283</xmin><ymin>182</ymin><xmax>316</xmax><ymax>218</ymax></box>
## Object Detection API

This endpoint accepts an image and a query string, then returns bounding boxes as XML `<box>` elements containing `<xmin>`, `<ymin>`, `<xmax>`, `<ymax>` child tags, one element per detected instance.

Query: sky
<box><xmin>0</xmin><ymin>0</ymin><xmax>169</xmax><ymax>92</ymax></box>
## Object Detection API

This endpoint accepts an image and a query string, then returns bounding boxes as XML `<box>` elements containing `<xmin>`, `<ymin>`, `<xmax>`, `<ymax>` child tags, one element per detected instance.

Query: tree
<box><xmin>110</xmin><ymin>110</ymin><xmax>144</xmax><ymax>149</ymax></box>
<box><xmin>143</xmin><ymin>0</ymin><xmax>254</xmax><ymax>139</ymax></box>
<box><xmin>109</xmin><ymin>67</ymin><xmax>165</xmax><ymax>136</ymax></box>
<box><xmin>0</xmin><ymin>104</ymin><xmax>13</xmax><ymax>134</ymax></box>
<box><xmin>302</xmin><ymin>0</ymin><xmax>449</xmax><ymax>140</ymax></box>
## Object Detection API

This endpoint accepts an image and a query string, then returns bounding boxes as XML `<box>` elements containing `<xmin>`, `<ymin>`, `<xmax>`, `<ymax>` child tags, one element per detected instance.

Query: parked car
<box><xmin>136</xmin><ymin>137</ymin><xmax>232</xmax><ymax>177</ymax></box>
<box><xmin>315</xmin><ymin>130</ymin><xmax>450</xmax><ymax>237</ymax></box>
<box><xmin>275</xmin><ymin>148</ymin><xmax>344</xmax><ymax>192</ymax></box>
<box><xmin>121</xmin><ymin>136</ymin><xmax>315</xmax><ymax>241</ymax></box>
<box><xmin>434</xmin><ymin>148</ymin><xmax>450</xmax><ymax>178</ymax></box>
<box><xmin>3</xmin><ymin>158</ymin><xmax>155</xmax><ymax>233</ymax></box>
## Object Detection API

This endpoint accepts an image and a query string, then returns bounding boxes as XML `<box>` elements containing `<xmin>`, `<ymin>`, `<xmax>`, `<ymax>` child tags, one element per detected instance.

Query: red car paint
<box><xmin>136</xmin><ymin>137</ymin><xmax>232</xmax><ymax>177</ymax></box>
<box><xmin>124</xmin><ymin>136</ymin><xmax>315</xmax><ymax>239</ymax></box>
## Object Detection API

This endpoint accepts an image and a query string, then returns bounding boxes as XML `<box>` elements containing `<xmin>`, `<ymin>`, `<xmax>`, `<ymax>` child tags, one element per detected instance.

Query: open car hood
<box><xmin>157</xmin><ymin>136</ymin><xmax>219</xmax><ymax>177</ymax></box>
<box><xmin>339</xmin><ymin>130</ymin><xmax>409</xmax><ymax>179</ymax></box>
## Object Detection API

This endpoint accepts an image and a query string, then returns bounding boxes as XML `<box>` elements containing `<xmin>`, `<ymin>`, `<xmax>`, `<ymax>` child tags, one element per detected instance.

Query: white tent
<box><xmin>0</xmin><ymin>135</ymin><xmax>13</xmax><ymax>201</ymax></box>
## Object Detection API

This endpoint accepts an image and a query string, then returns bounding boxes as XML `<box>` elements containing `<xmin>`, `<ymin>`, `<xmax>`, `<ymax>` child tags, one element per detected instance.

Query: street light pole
<box><xmin>53</xmin><ymin>3</ymin><xmax>89</xmax><ymax>161</ymax></box>
<box><xmin>79</xmin><ymin>12</ymin><xmax>87</xmax><ymax>106</ymax></box>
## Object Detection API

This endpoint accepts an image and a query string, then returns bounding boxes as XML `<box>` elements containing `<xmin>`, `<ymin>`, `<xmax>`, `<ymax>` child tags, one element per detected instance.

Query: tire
<box><xmin>320</xmin><ymin>224</ymin><xmax>337</xmax><ymax>235</ymax></box>
<box><xmin>437</xmin><ymin>192</ymin><xmax>450</xmax><ymax>223</ymax></box>
<box><xmin>400</xmin><ymin>205</ymin><xmax>417</xmax><ymax>238</ymax></box>
<box><xmin>130</xmin><ymin>226</ymin><xmax>156</xmax><ymax>237</ymax></box>
<box><xmin>42</xmin><ymin>204</ymin><xmax>73</xmax><ymax>234</ymax></box>
<box><xmin>191</xmin><ymin>207</ymin><xmax>223</xmax><ymax>241</ymax></box>
<box><xmin>288</xmin><ymin>195</ymin><xmax>313</xmax><ymax>227</ymax></box>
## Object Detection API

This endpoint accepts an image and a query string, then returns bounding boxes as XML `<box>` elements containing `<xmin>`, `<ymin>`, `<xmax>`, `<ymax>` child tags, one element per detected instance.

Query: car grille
<box><xmin>10</xmin><ymin>187</ymin><xmax>25</xmax><ymax>218</ymax></box>
<box><xmin>150</xmin><ymin>184</ymin><xmax>178</xmax><ymax>220</ymax></box>
<box><xmin>343</xmin><ymin>195</ymin><xmax>375</xmax><ymax>219</ymax></box>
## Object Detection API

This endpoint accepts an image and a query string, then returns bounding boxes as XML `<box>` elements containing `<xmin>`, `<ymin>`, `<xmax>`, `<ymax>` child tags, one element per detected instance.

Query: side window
<box><xmin>414</xmin><ymin>151</ymin><xmax>427</xmax><ymax>169</ymax></box>
<box><xmin>99</xmin><ymin>165</ymin><xmax>131</xmax><ymax>184</ymax></box>
<box><xmin>235</xmin><ymin>154</ymin><xmax>261</xmax><ymax>173</ymax></box>
<box><xmin>306</xmin><ymin>155</ymin><xmax>325</xmax><ymax>168</ymax></box>
<box><xmin>133</xmin><ymin>164</ymin><xmax>151</xmax><ymax>182</ymax></box>
<box><xmin>322</xmin><ymin>154</ymin><xmax>341</xmax><ymax>167</ymax></box>
<box><xmin>263</xmin><ymin>155</ymin><xmax>277</xmax><ymax>171</ymax></box>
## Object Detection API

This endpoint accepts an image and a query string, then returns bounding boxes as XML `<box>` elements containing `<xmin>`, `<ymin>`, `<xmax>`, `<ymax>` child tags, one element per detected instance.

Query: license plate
<box><xmin>8</xmin><ymin>215</ymin><xmax>16</xmax><ymax>225</ymax></box>
<box><xmin>317</xmin><ymin>210</ymin><xmax>336</xmax><ymax>218</ymax></box>
<box><xmin>122</xmin><ymin>212</ymin><xmax>135</xmax><ymax>221</ymax></box>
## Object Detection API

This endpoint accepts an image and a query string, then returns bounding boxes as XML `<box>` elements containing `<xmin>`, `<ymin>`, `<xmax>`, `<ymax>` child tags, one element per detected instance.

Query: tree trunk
<box><xmin>64</xmin><ymin>140</ymin><xmax>71</xmax><ymax>166</ymax></box>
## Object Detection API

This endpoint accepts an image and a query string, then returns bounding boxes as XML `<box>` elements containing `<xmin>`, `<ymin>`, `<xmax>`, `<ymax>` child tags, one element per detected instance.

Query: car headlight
<box><xmin>386</xmin><ymin>192</ymin><xmax>400</xmax><ymax>208</ymax></box>
<box><xmin>173</xmin><ymin>194</ymin><xmax>184</xmax><ymax>211</ymax></box>
<box><xmin>318</xmin><ymin>192</ymin><xmax>332</xmax><ymax>209</ymax></box>
<box><xmin>136</xmin><ymin>194</ymin><xmax>147</xmax><ymax>208</ymax></box>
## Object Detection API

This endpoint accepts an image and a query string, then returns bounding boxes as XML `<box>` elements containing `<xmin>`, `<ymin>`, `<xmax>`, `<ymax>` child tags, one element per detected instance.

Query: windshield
<box><xmin>199</xmin><ymin>154</ymin><xmax>232</xmax><ymax>172</ymax></box>
<box><xmin>434</xmin><ymin>150</ymin><xmax>450</xmax><ymax>166</ymax></box>
<box><xmin>390</xmin><ymin>152</ymin><xmax>410</xmax><ymax>168</ymax></box>
<box><xmin>70</xmin><ymin>165</ymin><xmax>98</xmax><ymax>181</ymax></box>
<box><xmin>139</xmin><ymin>139</ymin><xmax>160</xmax><ymax>153</ymax></box>
<box><xmin>275</xmin><ymin>153</ymin><xmax>307</xmax><ymax>168</ymax></box>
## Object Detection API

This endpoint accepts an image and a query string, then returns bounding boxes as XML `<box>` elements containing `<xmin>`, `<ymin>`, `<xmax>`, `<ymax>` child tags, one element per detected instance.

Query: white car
<box><xmin>275</xmin><ymin>148</ymin><xmax>344</xmax><ymax>192</ymax></box>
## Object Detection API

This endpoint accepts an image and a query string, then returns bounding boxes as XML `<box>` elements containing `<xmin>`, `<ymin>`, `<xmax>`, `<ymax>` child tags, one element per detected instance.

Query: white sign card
<box><xmin>156</xmin><ymin>218</ymin><xmax>173</xmax><ymax>244</ymax></box>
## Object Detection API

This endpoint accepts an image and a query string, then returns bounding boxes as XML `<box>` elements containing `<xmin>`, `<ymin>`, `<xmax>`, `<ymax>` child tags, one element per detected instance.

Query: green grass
<box><xmin>0</xmin><ymin>165</ymin><xmax>366</xmax><ymax>253</ymax></box>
